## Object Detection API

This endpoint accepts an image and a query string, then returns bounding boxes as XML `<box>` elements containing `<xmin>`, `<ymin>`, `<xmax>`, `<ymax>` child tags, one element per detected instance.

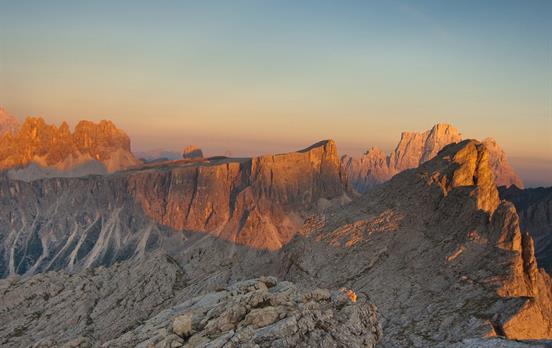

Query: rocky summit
<box><xmin>342</xmin><ymin>123</ymin><xmax>524</xmax><ymax>193</ymax></box>
<box><xmin>0</xmin><ymin>135</ymin><xmax>550</xmax><ymax>347</ymax></box>
<box><xmin>0</xmin><ymin>107</ymin><xmax>21</xmax><ymax>136</ymax></box>
<box><xmin>283</xmin><ymin>140</ymin><xmax>551</xmax><ymax>346</ymax></box>
<box><xmin>0</xmin><ymin>116</ymin><xmax>141</xmax><ymax>180</ymax></box>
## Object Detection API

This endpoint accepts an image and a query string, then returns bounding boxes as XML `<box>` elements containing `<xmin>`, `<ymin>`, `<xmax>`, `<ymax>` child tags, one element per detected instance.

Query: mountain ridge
<box><xmin>0</xmin><ymin>116</ymin><xmax>141</xmax><ymax>180</ymax></box>
<box><xmin>342</xmin><ymin>123</ymin><xmax>524</xmax><ymax>193</ymax></box>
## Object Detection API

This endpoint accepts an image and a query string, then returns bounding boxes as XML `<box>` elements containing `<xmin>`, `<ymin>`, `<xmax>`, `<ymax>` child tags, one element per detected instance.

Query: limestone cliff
<box><xmin>0</xmin><ymin>140</ymin><xmax>345</xmax><ymax>278</ymax></box>
<box><xmin>343</xmin><ymin>123</ymin><xmax>523</xmax><ymax>192</ymax></box>
<box><xmin>283</xmin><ymin>139</ymin><xmax>551</xmax><ymax>345</ymax></box>
<box><xmin>0</xmin><ymin>117</ymin><xmax>141</xmax><ymax>179</ymax></box>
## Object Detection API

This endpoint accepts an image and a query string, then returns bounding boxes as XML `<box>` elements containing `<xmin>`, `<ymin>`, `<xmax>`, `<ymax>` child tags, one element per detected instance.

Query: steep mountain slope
<box><xmin>0</xmin><ymin>107</ymin><xmax>20</xmax><ymax>136</ymax></box>
<box><xmin>342</xmin><ymin>123</ymin><xmax>523</xmax><ymax>192</ymax></box>
<box><xmin>0</xmin><ymin>138</ymin><xmax>549</xmax><ymax>347</ymax></box>
<box><xmin>500</xmin><ymin>185</ymin><xmax>552</xmax><ymax>274</ymax></box>
<box><xmin>283</xmin><ymin>140</ymin><xmax>552</xmax><ymax>346</ymax></box>
<box><xmin>0</xmin><ymin>117</ymin><xmax>141</xmax><ymax>180</ymax></box>
<box><xmin>0</xmin><ymin>140</ymin><xmax>345</xmax><ymax>278</ymax></box>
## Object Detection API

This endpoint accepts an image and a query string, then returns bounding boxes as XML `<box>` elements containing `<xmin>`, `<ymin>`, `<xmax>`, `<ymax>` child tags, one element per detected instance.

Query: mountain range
<box><xmin>0</xmin><ymin>109</ymin><xmax>550</xmax><ymax>347</ymax></box>
<box><xmin>342</xmin><ymin>124</ymin><xmax>524</xmax><ymax>193</ymax></box>
<box><xmin>0</xmin><ymin>116</ymin><xmax>141</xmax><ymax>181</ymax></box>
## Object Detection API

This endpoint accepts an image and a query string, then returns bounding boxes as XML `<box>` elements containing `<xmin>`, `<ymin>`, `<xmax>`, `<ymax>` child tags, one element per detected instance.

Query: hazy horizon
<box><xmin>1</xmin><ymin>1</ymin><xmax>550</xmax><ymax>186</ymax></box>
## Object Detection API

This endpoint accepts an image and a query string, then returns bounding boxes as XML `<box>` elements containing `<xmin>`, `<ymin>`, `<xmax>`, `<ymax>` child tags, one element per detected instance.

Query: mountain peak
<box><xmin>343</xmin><ymin>123</ymin><xmax>522</xmax><ymax>193</ymax></box>
<box><xmin>0</xmin><ymin>116</ymin><xmax>140</xmax><ymax>179</ymax></box>
<box><xmin>0</xmin><ymin>107</ymin><xmax>21</xmax><ymax>136</ymax></box>
<box><xmin>423</xmin><ymin>139</ymin><xmax>500</xmax><ymax>213</ymax></box>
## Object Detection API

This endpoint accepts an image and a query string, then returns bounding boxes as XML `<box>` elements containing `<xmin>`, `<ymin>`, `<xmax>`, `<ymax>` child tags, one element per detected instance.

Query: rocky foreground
<box><xmin>0</xmin><ymin>256</ymin><xmax>381</xmax><ymax>348</ymax></box>
<box><xmin>0</xmin><ymin>138</ymin><xmax>550</xmax><ymax>347</ymax></box>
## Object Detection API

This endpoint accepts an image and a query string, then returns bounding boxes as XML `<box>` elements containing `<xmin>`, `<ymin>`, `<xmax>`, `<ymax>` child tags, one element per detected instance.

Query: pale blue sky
<box><xmin>1</xmin><ymin>1</ymin><xmax>551</xmax><ymax>185</ymax></box>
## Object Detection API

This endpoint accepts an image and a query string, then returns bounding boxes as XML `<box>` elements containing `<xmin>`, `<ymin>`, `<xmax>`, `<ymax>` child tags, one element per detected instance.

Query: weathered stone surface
<box><xmin>103</xmin><ymin>277</ymin><xmax>381</xmax><ymax>348</ymax></box>
<box><xmin>282</xmin><ymin>140</ymin><xmax>551</xmax><ymax>346</ymax></box>
<box><xmin>0</xmin><ymin>116</ymin><xmax>141</xmax><ymax>180</ymax></box>
<box><xmin>173</xmin><ymin>313</ymin><xmax>193</xmax><ymax>337</ymax></box>
<box><xmin>0</xmin><ymin>254</ymin><xmax>187</xmax><ymax>348</ymax></box>
<box><xmin>342</xmin><ymin>123</ymin><xmax>523</xmax><ymax>193</ymax></box>
<box><xmin>500</xmin><ymin>185</ymin><xmax>552</xmax><ymax>274</ymax></box>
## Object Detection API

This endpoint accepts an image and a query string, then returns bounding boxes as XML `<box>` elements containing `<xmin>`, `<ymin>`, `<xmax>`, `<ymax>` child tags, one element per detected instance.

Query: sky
<box><xmin>1</xmin><ymin>0</ymin><xmax>551</xmax><ymax>186</ymax></box>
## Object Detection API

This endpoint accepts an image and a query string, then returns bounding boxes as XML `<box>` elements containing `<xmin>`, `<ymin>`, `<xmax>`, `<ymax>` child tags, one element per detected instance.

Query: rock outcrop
<box><xmin>104</xmin><ymin>276</ymin><xmax>381</xmax><ymax>348</ymax></box>
<box><xmin>0</xmin><ymin>117</ymin><xmax>141</xmax><ymax>180</ymax></box>
<box><xmin>342</xmin><ymin>123</ymin><xmax>523</xmax><ymax>192</ymax></box>
<box><xmin>0</xmin><ymin>257</ymin><xmax>381</xmax><ymax>348</ymax></box>
<box><xmin>182</xmin><ymin>145</ymin><xmax>204</xmax><ymax>159</ymax></box>
<box><xmin>0</xmin><ymin>254</ymin><xmax>188</xmax><ymax>348</ymax></box>
<box><xmin>0</xmin><ymin>107</ymin><xmax>20</xmax><ymax>136</ymax></box>
<box><xmin>283</xmin><ymin>140</ymin><xmax>551</xmax><ymax>346</ymax></box>
<box><xmin>0</xmin><ymin>139</ymin><xmax>345</xmax><ymax>278</ymax></box>
<box><xmin>482</xmin><ymin>138</ymin><xmax>524</xmax><ymax>189</ymax></box>
<box><xmin>499</xmin><ymin>185</ymin><xmax>552</xmax><ymax>274</ymax></box>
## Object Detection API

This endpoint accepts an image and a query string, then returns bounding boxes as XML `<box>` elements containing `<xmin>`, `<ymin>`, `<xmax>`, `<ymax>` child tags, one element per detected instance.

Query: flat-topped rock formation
<box><xmin>342</xmin><ymin>123</ymin><xmax>524</xmax><ymax>193</ymax></box>
<box><xmin>0</xmin><ymin>117</ymin><xmax>141</xmax><ymax>180</ymax></box>
<box><xmin>0</xmin><ymin>139</ymin><xmax>346</xmax><ymax>278</ymax></box>
<box><xmin>182</xmin><ymin>145</ymin><xmax>204</xmax><ymax>159</ymax></box>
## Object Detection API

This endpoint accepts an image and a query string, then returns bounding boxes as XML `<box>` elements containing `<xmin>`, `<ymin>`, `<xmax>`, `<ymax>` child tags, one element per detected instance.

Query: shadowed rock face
<box><xmin>0</xmin><ymin>117</ymin><xmax>141</xmax><ymax>179</ymax></box>
<box><xmin>342</xmin><ymin>123</ymin><xmax>523</xmax><ymax>193</ymax></box>
<box><xmin>282</xmin><ymin>140</ymin><xmax>551</xmax><ymax>346</ymax></box>
<box><xmin>499</xmin><ymin>185</ymin><xmax>552</xmax><ymax>274</ymax></box>
<box><xmin>0</xmin><ymin>139</ymin><xmax>345</xmax><ymax>278</ymax></box>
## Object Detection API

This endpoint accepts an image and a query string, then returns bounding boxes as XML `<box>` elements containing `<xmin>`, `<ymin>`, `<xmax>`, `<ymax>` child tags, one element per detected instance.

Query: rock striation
<box><xmin>0</xmin><ymin>254</ymin><xmax>188</xmax><ymax>348</ymax></box>
<box><xmin>0</xmin><ymin>107</ymin><xmax>20</xmax><ymax>136</ymax></box>
<box><xmin>342</xmin><ymin>123</ymin><xmax>523</xmax><ymax>192</ymax></box>
<box><xmin>0</xmin><ymin>117</ymin><xmax>141</xmax><ymax>180</ymax></box>
<box><xmin>104</xmin><ymin>276</ymin><xmax>381</xmax><ymax>348</ymax></box>
<box><xmin>0</xmin><ymin>257</ymin><xmax>381</xmax><ymax>348</ymax></box>
<box><xmin>499</xmin><ymin>185</ymin><xmax>552</xmax><ymax>274</ymax></box>
<box><xmin>0</xmin><ymin>139</ymin><xmax>345</xmax><ymax>278</ymax></box>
